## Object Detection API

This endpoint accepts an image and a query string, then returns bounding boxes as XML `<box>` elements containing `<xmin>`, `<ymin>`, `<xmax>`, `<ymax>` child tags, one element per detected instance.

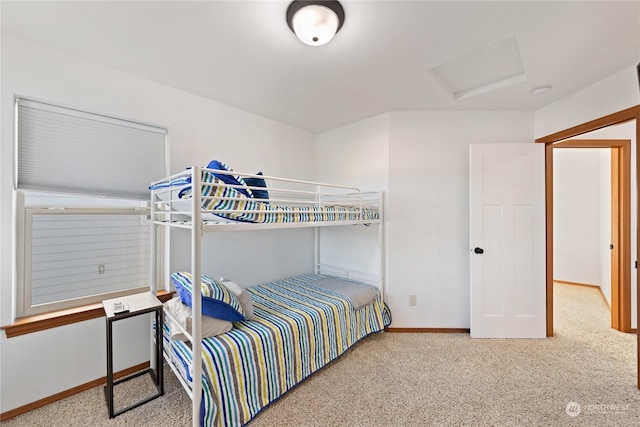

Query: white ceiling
<box><xmin>2</xmin><ymin>1</ymin><xmax>639</xmax><ymax>133</ymax></box>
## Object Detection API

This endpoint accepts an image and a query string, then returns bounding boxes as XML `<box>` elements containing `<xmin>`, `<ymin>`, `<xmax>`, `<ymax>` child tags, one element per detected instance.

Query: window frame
<box><xmin>12</xmin><ymin>97</ymin><xmax>168</xmax><ymax>319</ymax></box>
<box><xmin>15</xmin><ymin>192</ymin><xmax>162</xmax><ymax>317</ymax></box>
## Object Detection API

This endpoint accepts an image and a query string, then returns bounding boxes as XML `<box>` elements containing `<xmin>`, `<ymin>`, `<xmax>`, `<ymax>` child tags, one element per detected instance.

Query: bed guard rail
<box><xmin>149</xmin><ymin>166</ymin><xmax>382</xmax><ymax>225</ymax></box>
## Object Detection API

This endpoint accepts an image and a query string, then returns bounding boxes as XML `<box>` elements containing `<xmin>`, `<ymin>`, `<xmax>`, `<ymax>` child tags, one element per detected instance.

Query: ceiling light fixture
<box><xmin>286</xmin><ymin>0</ymin><xmax>345</xmax><ymax>46</ymax></box>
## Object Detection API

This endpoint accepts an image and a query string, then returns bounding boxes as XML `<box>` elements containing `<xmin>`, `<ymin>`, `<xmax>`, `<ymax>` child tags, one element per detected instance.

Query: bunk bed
<box><xmin>150</xmin><ymin>161</ymin><xmax>390</xmax><ymax>427</ymax></box>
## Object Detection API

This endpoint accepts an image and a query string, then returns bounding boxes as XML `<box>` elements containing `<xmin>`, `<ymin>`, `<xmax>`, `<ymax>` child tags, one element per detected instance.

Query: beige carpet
<box><xmin>2</xmin><ymin>282</ymin><xmax>638</xmax><ymax>426</ymax></box>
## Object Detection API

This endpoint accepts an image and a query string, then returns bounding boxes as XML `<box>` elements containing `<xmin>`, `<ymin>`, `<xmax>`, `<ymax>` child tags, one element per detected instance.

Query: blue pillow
<box><xmin>243</xmin><ymin>172</ymin><xmax>269</xmax><ymax>204</ymax></box>
<box><xmin>206</xmin><ymin>160</ymin><xmax>252</xmax><ymax>198</ymax></box>
<box><xmin>171</xmin><ymin>272</ymin><xmax>245</xmax><ymax>321</ymax></box>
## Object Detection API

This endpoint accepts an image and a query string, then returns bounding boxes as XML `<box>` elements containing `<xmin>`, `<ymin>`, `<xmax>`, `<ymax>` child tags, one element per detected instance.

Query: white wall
<box><xmin>315</xmin><ymin>114</ymin><xmax>390</xmax><ymax>284</ymax></box>
<box><xmin>535</xmin><ymin>66</ymin><xmax>640</xmax><ymax>138</ymax></box>
<box><xmin>387</xmin><ymin>112</ymin><xmax>534</xmax><ymax>328</ymax></box>
<box><xmin>553</xmin><ymin>149</ymin><xmax>608</xmax><ymax>291</ymax></box>
<box><xmin>578</xmin><ymin>122</ymin><xmax>637</xmax><ymax>326</ymax></box>
<box><xmin>536</xmin><ymin>67</ymin><xmax>639</xmax><ymax>328</ymax></box>
<box><xmin>330</xmin><ymin>112</ymin><xmax>533</xmax><ymax>328</ymax></box>
<box><xmin>0</xmin><ymin>34</ymin><xmax>315</xmax><ymax>413</ymax></box>
<box><xmin>317</xmin><ymin>111</ymin><xmax>535</xmax><ymax>328</ymax></box>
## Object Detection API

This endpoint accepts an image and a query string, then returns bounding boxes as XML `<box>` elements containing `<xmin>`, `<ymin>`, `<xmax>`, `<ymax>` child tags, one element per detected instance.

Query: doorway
<box><xmin>535</xmin><ymin>104</ymin><xmax>639</xmax><ymax>390</ymax></box>
<box><xmin>550</xmin><ymin>139</ymin><xmax>631</xmax><ymax>332</ymax></box>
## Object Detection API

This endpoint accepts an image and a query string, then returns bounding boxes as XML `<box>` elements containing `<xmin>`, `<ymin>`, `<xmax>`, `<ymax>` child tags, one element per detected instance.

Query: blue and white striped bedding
<box><xmin>152</xmin><ymin>170</ymin><xmax>379</xmax><ymax>224</ymax></box>
<box><xmin>164</xmin><ymin>274</ymin><xmax>391</xmax><ymax>427</ymax></box>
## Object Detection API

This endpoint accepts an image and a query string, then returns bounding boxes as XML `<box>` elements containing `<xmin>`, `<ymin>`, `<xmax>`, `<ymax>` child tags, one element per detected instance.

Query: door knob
<box><xmin>474</xmin><ymin>247</ymin><xmax>484</xmax><ymax>254</ymax></box>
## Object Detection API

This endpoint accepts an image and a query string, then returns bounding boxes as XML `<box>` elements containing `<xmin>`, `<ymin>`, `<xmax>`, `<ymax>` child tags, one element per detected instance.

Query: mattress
<box><xmin>163</xmin><ymin>274</ymin><xmax>391</xmax><ymax>426</ymax></box>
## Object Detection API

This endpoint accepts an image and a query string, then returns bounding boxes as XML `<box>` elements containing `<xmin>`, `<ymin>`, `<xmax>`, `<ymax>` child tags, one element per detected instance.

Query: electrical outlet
<box><xmin>409</xmin><ymin>295</ymin><xmax>417</xmax><ymax>306</ymax></box>
<box><xmin>98</xmin><ymin>264</ymin><xmax>105</xmax><ymax>274</ymax></box>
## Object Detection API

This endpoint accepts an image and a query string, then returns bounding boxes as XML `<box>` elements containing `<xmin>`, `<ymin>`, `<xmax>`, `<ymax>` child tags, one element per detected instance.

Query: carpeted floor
<box><xmin>2</xmin><ymin>282</ymin><xmax>638</xmax><ymax>426</ymax></box>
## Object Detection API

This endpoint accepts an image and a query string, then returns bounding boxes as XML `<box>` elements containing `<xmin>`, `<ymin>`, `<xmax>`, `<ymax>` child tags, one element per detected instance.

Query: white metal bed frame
<box><xmin>150</xmin><ymin>165</ymin><xmax>384</xmax><ymax>426</ymax></box>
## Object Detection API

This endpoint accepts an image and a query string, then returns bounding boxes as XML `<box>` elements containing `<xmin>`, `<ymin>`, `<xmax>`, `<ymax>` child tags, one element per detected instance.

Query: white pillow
<box><xmin>164</xmin><ymin>297</ymin><xmax>232</xmax><ymax>341</ymax></box>
<box><xmin>220</xmin><ymin>277</ymin><xmax>255</xmax><ymax>320</ymax></box>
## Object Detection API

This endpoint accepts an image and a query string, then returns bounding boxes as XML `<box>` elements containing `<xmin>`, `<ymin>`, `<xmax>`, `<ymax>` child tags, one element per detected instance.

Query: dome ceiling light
<box><xmin>286</xmin><ymin>0</ymin><xmax>345</xmax><ymax>46</ymax></box>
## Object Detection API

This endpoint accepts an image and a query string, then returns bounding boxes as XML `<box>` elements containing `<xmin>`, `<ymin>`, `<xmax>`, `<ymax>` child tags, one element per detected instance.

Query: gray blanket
<box><xmin>310</xmin><ymin>277</ymin><xmax>378</xmax><ymax>310</ymax></box>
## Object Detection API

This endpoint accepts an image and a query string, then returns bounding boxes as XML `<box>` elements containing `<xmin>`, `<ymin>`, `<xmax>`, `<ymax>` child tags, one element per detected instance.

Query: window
<box><xmin>15</xmin><ymin>98</ymin><xmax>167</xmax><ymax>317</ymax></box>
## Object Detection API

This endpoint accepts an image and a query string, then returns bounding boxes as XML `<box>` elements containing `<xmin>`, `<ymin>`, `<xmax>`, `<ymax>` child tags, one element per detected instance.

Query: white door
<box><xmin>469</xmin><ymin>143</ymin><xmax>546</xmax><ymax>338</ymax></box>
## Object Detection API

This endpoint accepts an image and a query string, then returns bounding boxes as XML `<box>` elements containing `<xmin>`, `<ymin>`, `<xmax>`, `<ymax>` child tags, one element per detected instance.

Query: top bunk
<box><xmin>150</xmin><ymin>160</ymin><xmax>382</xmax><ymax>232</ymax></box>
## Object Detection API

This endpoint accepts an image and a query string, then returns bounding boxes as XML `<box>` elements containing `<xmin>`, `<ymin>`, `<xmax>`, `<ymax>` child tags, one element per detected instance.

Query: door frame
<box><xmin>549</xmin><ymin>139</ymin><xmax>631</xmax><ymax>332</ymax></box>
<box><xmin>535</xmin><ymin>104</ymin><xmax>640</xmax><ymax>390</ymax></box>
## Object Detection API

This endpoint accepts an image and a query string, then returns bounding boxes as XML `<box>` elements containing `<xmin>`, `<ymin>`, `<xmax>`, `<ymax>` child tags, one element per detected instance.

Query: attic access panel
<box><xmin>430</xmin><ymin>36</ymin><xmax>526</xmax><ymax>100</ymax></box>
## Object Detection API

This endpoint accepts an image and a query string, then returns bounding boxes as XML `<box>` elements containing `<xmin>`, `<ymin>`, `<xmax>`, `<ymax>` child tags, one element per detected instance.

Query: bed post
<box><xmin>314</xmin><ymin>186</ymin><xmax>320</xmax><ymax>275</ymax></box>
<box><xmin>150</xmin><ymin>192</ymin><xmax>157</xmax><ymax>294</ymax></box>
<box><xmin>191</xmin><ymin>166</ymin><xmax>203</xmax><ymax>427</ymax></box>
<box><xmin>378</xmin><ymin>190</ymin><xmax>385</xmax><ymax>303</ymax></box>
<box><xmin>314</xmin><ymin>227</ymin><xmax>320</xmax><ymax>274</ymax></box>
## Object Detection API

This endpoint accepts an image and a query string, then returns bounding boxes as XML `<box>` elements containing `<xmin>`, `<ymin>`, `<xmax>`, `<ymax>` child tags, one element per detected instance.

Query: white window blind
<box><xmin>16</xmin><ymin>98</ymin><xmax>167</xmax><ymax>200</ymax></box>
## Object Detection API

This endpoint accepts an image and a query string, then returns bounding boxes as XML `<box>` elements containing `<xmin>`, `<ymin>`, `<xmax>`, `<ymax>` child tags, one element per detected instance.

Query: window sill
<box><xmin>1</xmin><ymin>290</ymin><xmax>173</xmax><ymax>338</ymax></box>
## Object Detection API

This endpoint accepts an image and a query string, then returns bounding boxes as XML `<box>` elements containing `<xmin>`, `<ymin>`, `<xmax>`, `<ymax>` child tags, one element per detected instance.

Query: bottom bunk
<box><xmin>161</xmin><ymin>273</ymin><xmax>391</xmax><ymax>427</ymax></box>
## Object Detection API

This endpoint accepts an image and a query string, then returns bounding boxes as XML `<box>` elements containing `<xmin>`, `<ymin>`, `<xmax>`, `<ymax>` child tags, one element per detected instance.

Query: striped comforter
<box><xmin>156</xmin><ymin>170</ymin><xmax>379</xmax><ymax>224</ymax></box>
<box><xmin>166</xmin><ymin>274</ymin><xmax>391</xmax><ymax>426</ymax></box>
